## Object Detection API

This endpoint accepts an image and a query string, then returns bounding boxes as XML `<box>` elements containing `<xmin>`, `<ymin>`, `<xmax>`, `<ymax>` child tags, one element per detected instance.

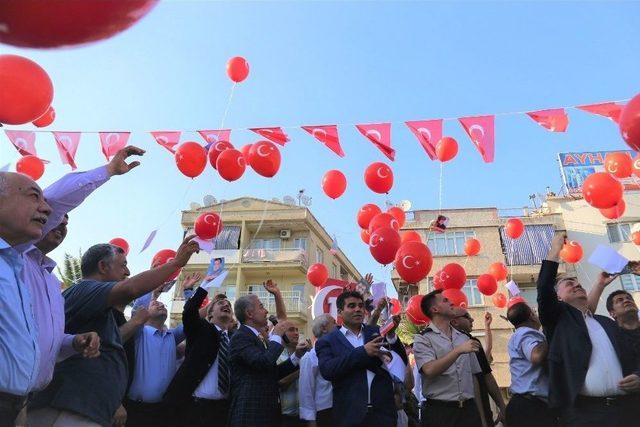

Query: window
<box><xmin>292</xmin><ymin>284</ymin><xmax>305</xmax><ymax>300</ymax></box>
<box><xmin>427</xmin><ymin>231</ymin><xmax>476</xmax><ymax>256</ymax></box>
<box><xmin>316</xmin><ymin>247</ymin><xmax>324</xmax><ymax>264</ymax></box>
<box><xmin>607</xmin><ymin>223</ymin><xmax>632</xmax><ymax>243</ymax></box>
<box><xmin>519</xmin><ymin>286</ymin><xmax>538</xmax><ymax>308</ymax></box>
<box><xmin>462</xmin><ymin>279</ymin><xmax>483</xmax><ymax>307</ymax></box>
<box><xmin>293</xmin><ymin>238</ymin><xmax>307</xmax><ymax>250</ymax></box>
<box><xmin>331</xmin><ymin>264</ymin><xmax>338</xmax><ymax>278</ymax></box>
<box><xmin>620</xmin><ymin>274</ymin><xmax>640</xmax><ymax>292</ymax></box>
<box><xmin>250</xmin><ymin>238</ymin><xmax>281</xmax><ymax>250</ymax></box>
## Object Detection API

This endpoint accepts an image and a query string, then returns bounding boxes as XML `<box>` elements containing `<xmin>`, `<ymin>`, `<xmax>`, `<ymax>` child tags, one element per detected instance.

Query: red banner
<box><xmin>250</xmin><ymin>127</ymin><xmax>290</xmax><ymax>146</ymax></box>
<box><xmin>355</xmin><ymin>123</ymin><xmax>395</xmax><ymax>161</ymax></box>
<box><xmin>52</xmin><ymin>132</ymin><xmax>81</xmax><ymax>170</ymax></box>
<box><xmin>576</xmin><ymin>102</ymin><xmax>624</xmax><ymax>123</ymax></box>
<box><xmin>99</xmin><ymin>132</ymin><xmax>130</xmax><ymax>161</ymax></box>
<box><xmin>5</xmin><ymin>130</ymin><xmax>37</xmax><ymax>156</ymax></box>
<box><xmin>459</xmin><ymin>115</ymin><xmax>495</xmax><ymax>163</ymax></box>
<box><xmin>405</xmin><ymin>120</ymin><xmax>442</xmax><ymax>160</ymax></box>
<box><xmin>301</xmin><ymin>125</ymin><xmax>345</xmax><ymax>157</ymax></box>
<box><xmin>151</xmin><ymin>131</ymin><xmax>181</xmax><ymax>154</ymax></box>
<box><xmin>197</xmin><ymin>129</ymin><xmax>231</xmax><ymax>149</ymax></box>
<box><xmin>526</xmin><ymin>108</ymin><xmax>569</xmax><ymax>132</ymax></box>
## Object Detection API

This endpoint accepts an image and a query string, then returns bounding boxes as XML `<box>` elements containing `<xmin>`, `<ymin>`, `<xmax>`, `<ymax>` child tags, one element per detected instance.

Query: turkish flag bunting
<box><xmin>459</xmin><ymin>115</ymin><xmax>495</xmax><ymax>163</ymax></box>
<box><xmin>99</xmin><ymin>132</ymin><xmax>130</xmax><ymax>161</ymax></box>
<box><xmin>151</xmin><ymin>131</ymin><xmax>181</xmax><ymax>154</ymax></box>
<box><xmin>526</xmin><ymin>108</ymin><xmax>569</xmax><ymax>132</ymax></box>
<box><xmin>5</xmin><ymin>130</ymin><xmax>37</xmax><ymax>156</ymax></box>
<box><xmin>355</xmin><ymin>123</ymin><xmax>395</xmax><ymax>161</ymax></box>
<box><xmin>52</xmin><ymin>132</ymin><xmax>81</xmax><ymax>170</ymax></box>
<box><xmin>405</xmin><ymin>120</ymin><xmax>442</xmax><ymax>160</ymax></box>
<box><xmin>576</xmin><ymin>102</ymin><xmax>624</xmax><ymax>123</ymax></box>
<box><xmin>301</xmin><ymin>125</ymin><xmax>345</xmax><ymax>157</ymax></box>
<box><xmin>249</xmin><ymin>127</ymin><xmax>290</xmax><ymax>146</ymax></box>
<box><xmin>197</xmin><ymin>129</ymin><xmax>231</xmax><ymax>150</ymax></box>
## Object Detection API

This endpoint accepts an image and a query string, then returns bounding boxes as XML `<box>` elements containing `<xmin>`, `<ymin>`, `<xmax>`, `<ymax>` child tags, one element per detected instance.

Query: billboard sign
<box><xmin>558</xmin><ymin>151</ymin><xmax>639</xmax><ymax>194</ymax></box>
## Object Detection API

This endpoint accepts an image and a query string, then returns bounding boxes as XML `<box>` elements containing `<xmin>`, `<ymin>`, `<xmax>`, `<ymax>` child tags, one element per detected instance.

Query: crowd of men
<box><xmin>1</xmin><ymin>146</ymin><xmax>640</xmax><ymax>427</ymax></box>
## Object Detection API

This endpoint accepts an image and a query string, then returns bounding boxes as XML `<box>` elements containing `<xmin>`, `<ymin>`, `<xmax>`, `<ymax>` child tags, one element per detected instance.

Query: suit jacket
<box><xmin>537</xmin><ymin>260</ymin><xmax>639</xmax><ymax>408</ymax></box>
<box><xmin>316</xmin><ymin>324</ymin><xmax>407</xmax><ymax>427</ymax></box>
<box><xmin>163</xmin><ymin>287</ymin><xmax>224</xmax><ymax>406</ymax></box>
<box><xmin>228</xmin><ymin>324</ymin><xmax>297</xmax><ymax>427</ymax></box>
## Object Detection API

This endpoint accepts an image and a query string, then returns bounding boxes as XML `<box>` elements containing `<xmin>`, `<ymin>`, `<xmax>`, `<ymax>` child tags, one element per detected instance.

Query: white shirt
<box><xmin>193</xmin><ymin>325</ymin><xmax>228</xmax><ymax>400</ymax></box>
<box><xmin>243</xmin><ymin>324</ymin><xmax>300</xmax><ymax>366</ymax></box>
<box><xmin>340</xmin><ymin>326</ymin><xmax>376</xmax><ymax>403</ymax></box>
<box><xmin>299</xmin><ymin>348</ymin><xmax>333</xmax><ymax>421</ymax></box>
<box><xmin>580</xmin><ymin>313</ymin><xmax>624</xmax><ymax>396</ymax></box>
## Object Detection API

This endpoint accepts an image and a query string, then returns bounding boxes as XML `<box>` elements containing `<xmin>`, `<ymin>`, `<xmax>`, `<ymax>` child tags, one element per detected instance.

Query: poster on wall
<box><xmin>558</xmin><ymin>151</ymin><xmax>639</xmax><ymax>194</ymax></box>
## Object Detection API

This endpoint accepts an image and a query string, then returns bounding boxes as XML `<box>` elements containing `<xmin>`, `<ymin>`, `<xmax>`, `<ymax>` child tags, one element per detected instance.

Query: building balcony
<box><xmin>236</xmin><ymin>290</ymin><xmax>307</xmax><ymax>318</ymax></box>
<box><xmin>241</xmin><ymin>249</ymin><xmax>308</xmax><ymax>267</ymax></box>
<box><xmin>189</xmin><ymin>249</ymin><xmax>241</xmax><ymax>265</ymax></box>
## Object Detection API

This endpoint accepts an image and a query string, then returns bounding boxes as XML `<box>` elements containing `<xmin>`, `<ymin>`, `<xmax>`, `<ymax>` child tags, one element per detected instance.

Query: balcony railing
<box><xmin>236</xmin><ymin>290</ymin><xmax>305</xmax><ymax>315</ymax></box>
<box><xmin>242</xmin><ymin>249</ymin><xmax>307</xmax><ymax>266</ymax></box>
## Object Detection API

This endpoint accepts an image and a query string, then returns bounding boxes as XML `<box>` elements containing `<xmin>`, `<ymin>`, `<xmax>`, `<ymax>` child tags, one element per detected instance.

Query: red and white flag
<box><xmin>576</xmin><ymin>102</ymin><xmax>624</xmax><ymax>123</ymax></box>
<box><xmin>405</xmin><ymin>120</ymin><xmax>442</xmax><ymax>160</ymax></box>
<box><xmin>5</xmin><ymin>130</ymin><xmax>37</xmax><ymax>156</ymax></box>
<box><xmin>99</xmin><ymin>132</ymin><xmax>130</xmax><ymax>161</ymax></box>
<box><xmin>250</xmin><ymin>127</ymin><xmax>290</xmax><ymax>146</ymax></box>
<box><xmin>197</xmin><ymin>129</ymin><xmax>231</xmax><ymax>149</ymax></box>
<box><xmin>151</xmin><ymin>131</ymin><xmax>181</xmax><ymax>154</ymax></box>
<box><xmin>52</xmin><ymin>132</ymin><xmax>81</xmax><ymax>170</ymax></box>
<box><xmin>526</xmin><ymin>108</ymin><xmax>569</xmax><ymax>132</ymax></box>
<box><xmin>355</xmin><ymin>123</ymin><xmax>395</xmax><ymax>161</ymax></box>
<box><xmin>301</xmin><ymin>125</ymin><xmax>345</xmax><ymax>157</ymax></box>
<box><xmin>459</xmin><ymin>115</ymin><xmax>495</xmax><ymax>163</ymax></box>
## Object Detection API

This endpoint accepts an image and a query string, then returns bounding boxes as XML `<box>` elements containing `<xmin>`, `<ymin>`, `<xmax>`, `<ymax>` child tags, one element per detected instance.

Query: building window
<box><xmin>316</xmin><ymin>247</ymin><xmax>324</xmax><ymax>264</ymax></box>
<box><xmin>225</xmin><ymin>286</ymin><xmax>236</xmax><ymax>301</ymax></box>
<box><xmin>331</xmin><ymin>264</ymin><xmax>338</xmax><ymax>278</ymax></box>
<box><xmin>427</xmin><ymin>231</ymin><xmax>476</xmax><ymax>256</ymax></box>
<box><xmin>620</xmin><ymin>274</ymin><xmax>640</xmax><ymax>292</ymax></box>
<box><xmin>463</xmin><ymin>279</ymin><xmax>483</xmax><ymax>307</ymax></box>
<box><xmin>607</xmin><ymin>223</ymin><xmax>632</xmax><ymax>243</ymax></box>
<box><xmin>250</xmin><ymin>238</ymin><xmax>281</xmax><ymax>250</ymax></box>
<box><xmin>293</xmin><ymin>238</ymin><xmax>307</xmax><ymax>250</ymax></box>
<box><xmin>518</xmin><ymin>285</ymin><xmax>538</xmax><ymax>308</ymax></box>
<box><xmin>292</xmin><ymin>284</ymin><xmax>305</xmax><ymax>299</ymax></box>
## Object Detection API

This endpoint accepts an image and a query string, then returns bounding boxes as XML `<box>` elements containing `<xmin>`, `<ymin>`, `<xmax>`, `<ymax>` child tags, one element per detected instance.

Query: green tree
<box><xmin>57</xmin><ymin>250</ymin><xmax>82</xmax><ymax>290</ymax></box>
<box><xmin>396</xmin><ymin>314</ymin><xmax>426</xmax><ymax>345</ymax></box>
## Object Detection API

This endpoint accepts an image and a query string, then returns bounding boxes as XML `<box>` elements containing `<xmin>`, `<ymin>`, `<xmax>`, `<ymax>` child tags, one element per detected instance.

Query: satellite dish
<box><xmin>189</xmin><ymin>202</ymin><xmax>202</xmax><ymax>210</ymax></box>
<box><xmin>399</xmin><ymin>200</ymin><xmax>412</xmax><ymax>212</ymax></box>
<box><xmin>271</xmin><ymin>197</ymin><xmax>281</xmax><ymax>203</ymax></box>
<box><xmin>300</xmin><ymin>195</ymin><xmax>312</xmax><ymax>207</ymax></box>
<box><xmin>203</xmin><ymin>195</ymin><xmax>217</xmax><ymax>206</ymax></box>
<box><xmin>283</xmin><ymin>196</ymin><xmax>296</xmax><ymax>206</ymax></box>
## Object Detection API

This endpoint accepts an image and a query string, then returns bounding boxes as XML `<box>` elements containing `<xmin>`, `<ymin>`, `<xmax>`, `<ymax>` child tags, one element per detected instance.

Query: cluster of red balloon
<box><xmin>194</xmin><ymin>212</ymin><xmax>223</xmax><ymax>240</ymax></box>
<box><xmin>109</xmin><ymin>238</ymin><xmax>130</xmax><ymax>256</ymax></box>
<box><xmin>431</xmin><ymin>263</ymin><xmax>468</xmax><ymax>308</ymax></box>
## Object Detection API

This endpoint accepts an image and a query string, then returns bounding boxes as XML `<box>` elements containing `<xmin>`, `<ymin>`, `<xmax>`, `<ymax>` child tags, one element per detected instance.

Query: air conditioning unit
<box><xmin>279</xmin><ymin>229</ymin><xmax>291</xmax><ymax>239</ymax></box>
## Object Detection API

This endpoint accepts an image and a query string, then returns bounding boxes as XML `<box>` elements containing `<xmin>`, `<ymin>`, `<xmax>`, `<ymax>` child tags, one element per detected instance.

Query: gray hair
<box><xmin>234</xmin><ymin>294</ymin><xmax>259</xmax><ymax>324</ymax></box>
<box><xmin>311</xmin><ymin>314</ymin><xmax>334</xmax><ymax>339</ymax></box>
<box><xmin>81</xmin><ymin>244</ymin><xmax>124</xmax><ymax>277</ymax></box>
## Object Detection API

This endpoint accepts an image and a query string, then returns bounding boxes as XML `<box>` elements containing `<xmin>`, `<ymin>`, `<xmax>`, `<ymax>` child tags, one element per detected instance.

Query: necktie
<box><xmin>218</xmin><ymin>330</ymin><xmax>230</xmax><ymax>395</ymax></box>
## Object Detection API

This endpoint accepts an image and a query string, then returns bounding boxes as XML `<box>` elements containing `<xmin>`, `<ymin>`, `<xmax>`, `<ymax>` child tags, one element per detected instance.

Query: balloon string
<box><xmin>244</xmin><ymin>200</ymin><xmax>271</xmax><ymax>251</ymax></box>
<box><xmin>438</xmin><ymin>162</ymin><xmax>444</xmax><ymax>213</ymax></box>
<box><xmin>219</xmin><ymin>82</ymin><xmax>236</xmax><ymax>130</ymax></box>
<box><xmin>156</xmin><ymin>180</ymin><xmax>194</xmax><ymax>230</ymax></box>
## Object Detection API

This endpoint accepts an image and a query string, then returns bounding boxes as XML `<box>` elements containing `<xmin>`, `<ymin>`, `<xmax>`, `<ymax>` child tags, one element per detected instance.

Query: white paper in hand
<box><xmin>588</xmin><ymin>244</ymin><xmax>629</xmax><ymax>274</ymax></box>
<box><xmin>200</xmin><ymin>270</ymin><xmax>228</xmax><ymax>290</ymax></box>
<box><xmin>505</xmin><ymin>280</ymin><xmax>520</xmax><ymax>296</ymax></box>
<box><xmin>371</xmin><ymin>282</ymin><xmax>387</xmax><ymax>304</ymax></box>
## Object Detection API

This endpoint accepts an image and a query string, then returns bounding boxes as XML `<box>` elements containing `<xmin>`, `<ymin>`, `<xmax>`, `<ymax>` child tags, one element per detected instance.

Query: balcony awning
<box><xmin>213</xmin><ymin>226</ymin><xmax>241</xmax><ymax>250</ymax></box>
<box><xmin>500</xmin><ymin>224</ymin><xmax>554</xmax><ymax>266</ymax></box>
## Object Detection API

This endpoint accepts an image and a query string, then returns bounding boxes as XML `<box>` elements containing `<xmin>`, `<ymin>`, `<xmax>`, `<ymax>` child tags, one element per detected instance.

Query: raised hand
<box><xmin>182</xmin><ymin>272</ymin><xmax>202</xmax><ymax>291</ymax></box>
<box><xmin>548</xmin><ymin>232</ymin><xmax>567</xmax><ymax>260</ymax></box>
<box><xmin>364</xmin><ymin>273</ymin><xmax>374</xmax><ymax>286</ymax></box>
<box><xmin>173</xmin><ymin>235</ymin><xmax>200</xmax><ymax>267</ymax></box>
<box><xmin>263</xmin><ymin>280</ymin><xmax>280</xmax><ymax>295</ymax></box>
<box><xmin>597</xmin><ymin>272</ymin><xmax>620</xmax><ymax>288</ymax></box>
<box><xmin>484</xmin><ymin>312</ymin><xmax>493</xmax><ymax>328</ymax></box>
<box><xmin>107</xmin><ymin>146</ymin><xmax>145</xmax><ymax>176</ymax></box>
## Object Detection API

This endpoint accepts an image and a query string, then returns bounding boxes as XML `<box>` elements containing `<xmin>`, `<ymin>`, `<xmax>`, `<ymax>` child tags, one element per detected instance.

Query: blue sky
<box><xmin>1</xmin><ymin>1</ymin><xmax>639</xmax><ymax>289</ymax></box>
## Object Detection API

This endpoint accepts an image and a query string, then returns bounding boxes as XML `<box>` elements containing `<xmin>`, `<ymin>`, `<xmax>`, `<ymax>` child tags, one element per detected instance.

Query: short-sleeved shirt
<box><xmin>508</xmin><ymin>326</ymin><xmax>548</xmax><ymax>397</ymax></box>
<box><xmin>30</xmin><ymin>280</ymin><xmax>127</xmax><ymax>427</ymax></box>
<box><xmin>413</xmin><ymin>323</ymin><xmax>481</xmax><ymax>401</ymax></box>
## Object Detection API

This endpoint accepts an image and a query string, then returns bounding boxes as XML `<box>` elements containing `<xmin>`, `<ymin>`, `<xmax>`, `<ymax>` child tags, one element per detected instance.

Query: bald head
<box><xmin>0</xmin><ymin>172</ymin><xmax>52</xmax><ymax>246</ymax></box>
<box><xmin>450</xmin><ymin>306</ymin><xmax>474</xmax><ymax>333</ymax></box>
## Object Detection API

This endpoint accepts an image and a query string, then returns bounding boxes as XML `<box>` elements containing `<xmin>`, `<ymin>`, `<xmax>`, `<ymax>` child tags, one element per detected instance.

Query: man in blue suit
<box><xmin>316</xmin><ymin>291</ymin><xmax>407</xmax><ymax>427</ymax></box>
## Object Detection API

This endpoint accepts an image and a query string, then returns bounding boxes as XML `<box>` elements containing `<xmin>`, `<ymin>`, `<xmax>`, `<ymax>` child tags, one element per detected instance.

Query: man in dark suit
<box><xmin>538</xmin><ymin>232</ymin><xmax>640</xmax><ymax>426</ymax></box>
<box><xmin>316</xmin><ymin>291</ymin><xmax>407</xmax><ymax>427</ymax></box>
<box><xmin>163</xmin><ymin>274</ymin><xmax>234</xmax><ymax>426</ymax></box>
<box><xmin>228</xmin><ymin>293</ymin><xmax>309</xmax><ymax>427</ymax></box>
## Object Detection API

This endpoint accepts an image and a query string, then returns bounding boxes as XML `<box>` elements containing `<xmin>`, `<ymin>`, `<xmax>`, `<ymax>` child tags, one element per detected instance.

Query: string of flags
<box><xmin>3</xmin><ymin>99</ymin><xmax>627</xmax><ymax>170</ymax></box>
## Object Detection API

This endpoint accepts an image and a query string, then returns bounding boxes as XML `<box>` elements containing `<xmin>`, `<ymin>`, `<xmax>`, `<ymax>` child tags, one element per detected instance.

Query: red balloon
<box><xmin>175</xmin><ymin>142</ymin><xmax>207</xmax><ymax>178</ymax></box>
<box><xmin>32</xmin><ymin>105</ymin><xmax>55</xmax><ymax>128</ymax></box>
<box><xmin>488</xmin><ymin>262</ymin><xmax>508</xmax><ymax>281</ymax></box>
<box><xmin>240</xmin><ymin>144</ymin><xmax>253</xmax><ymax>160</ymax></box>
<box><xmin>435</xmin><ymin>137</ymin><xmax>458</xmax><ymax>162</ymax></box>
<box><xmin>227</xmin><ymin>56</ymin><xmax>250</xmax><ymax>83</ymax></box>
<box><xmin>505</xmin><ymin>218</ymin><xmax>525</xmax><ymax>239</ymax></box>
<box><xmin>322</xmin><ymin>170</ymin><xmax>347</xmax><ymax>199</ymax></box>
<box><xmin>632</xmin><ymin>231</ymin><xmax>640</xmax><ymax>246</ymax></box>
<box><xmin>632</xmin><ymin>155</ymin><xmax>640</xmax><ymax>178</ymax></box>
<box><xmin>401</xmin><ymin>231</ymin><xmax>422</xmax><ymax>244</ymax></box>
<box><xmin>464</xmin><ymin>238</ymin><xmax>481</xmax><ymax>256</ymax></box>
<box><xmin>492</xmin><ymin>292</ymin><xmax>507</xmax><ymax>308</ymax></box>
<box><xmin>364</xmin><ymin>162</ymin><xmax>394</xmax><ymax>194</ymax></box>
<box><xmin>200</xmin><ymin>296</ymin><xmax>210</xmax><ymax>309</ymax></box>
<box><xmin>0</xmin><ymin>0</ymin><xmax>158</xmax><ymax>48</ymax></box>
<box><xmin>151</xmin><ymin>249</ymin><xmax>181</xmax><ymax>281</ymax></box>
<box><xmin>216</xmin><ymin>149</ymin><xmax>246</xmax><ymax>182</ymax></box>
<box><xmin>620</xmin><ymin>92</ymin><xmax>640</xmax><ymax>151</ymax></box>
<box><xmin>389</xmin><ymin>298</ymin><xmax>402</xmax><ymax>316</ymax></box>
<box><xmin>406</xmin><ymin>295</ymin><xmax>430</xmax><ymax>325</ymax></box>
<box><xmin>560</xmin><ymin>241</ymin><xmax>583</xmax><ymax>264</ymax></box>
<box><xmin>248</xmin><ymin>140</ymin><xmax>281</xmax><ymax>178</ymax></box>
<box><xmin>369</xmin><ymin>227</ymin><xmax>401</xmax><ymax>265</ymax></box>
<box><xmin>360</xmin><ymin>229</ymin><xmax>371</xmax><ymax>244</ymax></box>
<box><xmin>440</xmin><ymin>263</ymin><xmax>467</xmax><ymax>290</ymax></box>
<box><xmin>0</xmin><ymin>55</ymin><xmax>53</xmax><ymax>125</ymax></box>
<box><xmin>208</xmin><ymin>140</ymin><xmax>234</xmax><ymax>169</ymax></box>
<box><xmin>109</xmin><ymin>238</ymin><xmax>129</xmax><ymax>256</ymax></box>
<box><xmin>508</xmin><ymin>296</ymin><xmax>527</xmax><ymax>309</ymax></box>
<box><xmin>387</xmin><ymin>207</ymin><xmax>406</xmax><ymax>228</ymax></box>
<box><xmin>600</xmin><ymin>199</ymin><xmax>626</xmax><ymax>219</ymax></box>
<box><xmin>433</xmin><ymin>270</ymin><xmax>444</xmax><ymax>290</ymax></box>
<box><xmin>307</xmin><ymin>263</ymin><xmax>329</xmax><ymax>287</ymax></box>
<box><xmin>477</xmin><ymin>274</ymin><xmax>497</xmax><ymax>296</ymax></box>
<box><xmin>16</xmin><ymin>155</ymin><xmax>45</xmax><ymax>180</ymax></box>
<box><xmin>368</xmin><ymin>213</ymin><xmax>400</xmax><ymax>234</ymax></box>
<box><xmin>604</xmin><ymin>152</ymin><xmax>633</xmax><ymax>179</ymax></box>
<box><xmin>582</xmin><ymin>172</ymin><xmax>623</xmax><ymax>209</ymax></box>
<box><xmin>194</xmin><ymin>212</ymin><xmax>223</xmax><ymax>240</ymax></box>
<box><xmin>357</xmin><ymin>204</ymin><xmax>382</xmax><ymax>229</ymax></box>
<box><xmin>394</xmin><ymin>242</ymin><xmax>433</xmax><ymax>284</ymax></box>
<box><xmin>442</xmin><ymin>289</ymin><xmax>468</xmax><ymax>308</ymax></box>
